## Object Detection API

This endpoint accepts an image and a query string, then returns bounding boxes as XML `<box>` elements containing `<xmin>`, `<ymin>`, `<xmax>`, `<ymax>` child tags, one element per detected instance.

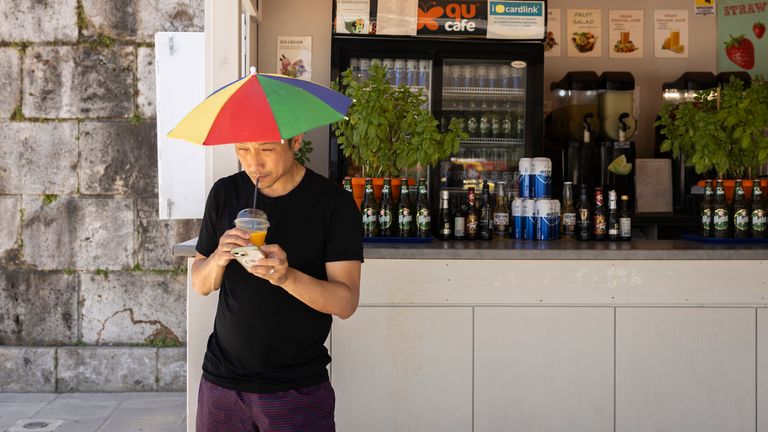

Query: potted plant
<box><xmin>332</xmin><ymin>63</ymin><xmax>467</xmax><ymax>205</ymax></box>
<box><xmin>656</xmin><ymin>76</ymin><xmax>768</xmax><ymax>200</ymax></box>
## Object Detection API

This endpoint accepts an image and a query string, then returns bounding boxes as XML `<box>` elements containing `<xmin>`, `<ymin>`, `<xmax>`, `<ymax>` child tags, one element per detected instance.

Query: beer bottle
<box><xmin>751</xmin><ymin>181</ymin><xmax>766</xmax><ymax>238</ymax></box>
<box><xmin>452</xmin><ymin>196</ymin><xmax>465</xmax><ymax>240</ymax></box>
<box><xmin>378</xmin><ymin>177</ymin><xmax>394</xmax><ymax>237</ymax></box>
<box><xmin>479</xmin><ymin>180</ymin><xmax>493</xmax><ymax>240</ymax></box>
<box><xmin>343</xmin><ymin>176</ymin><xmax>353</xmax><ymax>193</ymax></box>
<box><xmin>361</xmin><ymin>177</ymin><xmax>378</xmax><ymax>237</ymax></box>
<box><xmin>607</xmin><ymin>190</ymin><xmax>619</xmax><ymax>241</ymax></box>
<box><xmin>465</xmin><ymin>187</ymin><xmax>479</xmax><ymax>240</ymax></box>
<box><xmin>700</xmin><ymin>179</ymin><xmax>714</xmax><ymax>238</ymax></box>
<box><xmin>732</xmin><ymin>179</ymin><xmax>750</xmax><ymax>239</ymax></box>
<box><xmin>576</xmin><ymin>184</ymin><xmax>591</xmax><ymax>241</ymax></box>
<box><xmin>561</xmin><ymin>182</ymin><xmax>576</xmax><ymax>240</ymax></box>
<box><xmin>466</xmin><ymin>98</ymin><xmax>480</xmax><ymax>139</ymax></box>
<box><xmin>415</xmin><ymin>178</ymin><xmax>431</xmax><ymax>238</ymax></box>
<box><xmin>619</xmin><ymin>195</ymin><xmax>632</xmax><ymax>241</ymax></box>
<box><xmin>493</xmin><ymin>181</ymin><xmax>510</xmax><ymax>240</ymax></box>
<box><xmin>479</xmin><ymin>100</ymin><xmax>492</xmax><ymax>139</ymax></box>
<box><xmin>438</xmin><ymin>190</ymin><xmax>452</xmax><ymax>241</ymax></box>
<box><xmin>713</xmin><ymin>180</ymin><xmax>729</xmax><ymax>239</ymax></box>
<box><xmin>397</xmin><ymin>178</ymin><xmax>413</xmax><ymax>237</ymax></box>
<box><xmin>592</xmin><ymin>187</ymin><xmax>607</xmax><ymax>241</ymax></box>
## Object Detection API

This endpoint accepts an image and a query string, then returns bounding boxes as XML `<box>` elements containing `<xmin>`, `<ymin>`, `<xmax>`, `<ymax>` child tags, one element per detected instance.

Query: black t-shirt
<box><xmin>196</xmin><ymin>168</ymin><xmax>363</xmax><ymax>393</ymax></box>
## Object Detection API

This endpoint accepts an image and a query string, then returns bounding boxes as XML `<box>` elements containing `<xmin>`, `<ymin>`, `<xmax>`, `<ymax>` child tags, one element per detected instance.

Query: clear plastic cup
<box><xmin>235</xmin><ymin>208</ymin><xmax>270</xmax><ymax>246</ymax></box>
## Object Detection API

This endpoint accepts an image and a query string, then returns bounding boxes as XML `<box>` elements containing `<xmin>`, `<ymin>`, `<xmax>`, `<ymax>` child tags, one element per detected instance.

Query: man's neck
<box><xmin>261</xmin><ymin>163</ymin><xmax>306</xmax><ymax>197</ymax></box>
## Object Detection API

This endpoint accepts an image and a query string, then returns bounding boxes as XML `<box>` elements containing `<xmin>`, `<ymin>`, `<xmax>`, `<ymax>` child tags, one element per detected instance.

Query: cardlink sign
<box><xmin>417</xmin><ymin>0</ymin><xmax>488</xmax><ymax>36</ymax></box>
<box><xmin>487</xmin><ymin>1</ymin><xmax>546</xmax><ymax>39</ymax></box>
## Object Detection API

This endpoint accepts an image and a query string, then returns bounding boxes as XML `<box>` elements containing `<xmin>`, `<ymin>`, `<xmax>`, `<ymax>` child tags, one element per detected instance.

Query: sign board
<box><xmin>717</xmin><ymin>0</ymin><xmax>768</xmax><ymax>76</ymax></box>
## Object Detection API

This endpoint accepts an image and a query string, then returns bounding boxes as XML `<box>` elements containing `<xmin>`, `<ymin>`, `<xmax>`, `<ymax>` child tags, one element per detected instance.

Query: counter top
<box><xmin>174</xmin><ymin>238</ymin><xmax>768</xmax><ymax>260</ymax></box>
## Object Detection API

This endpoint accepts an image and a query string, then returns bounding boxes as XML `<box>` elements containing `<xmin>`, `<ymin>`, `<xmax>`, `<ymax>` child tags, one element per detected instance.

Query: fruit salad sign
<box><xmin>609</xmin><ymin>10</ymin><xmax>644</xmax><ymax>59</ymax></box>
<box><xmin>567</xmin><ymin>9</ymin><xmax>602</xmax><ymax>57</ymax></box>
<box><xmin>717</xmin><ymin>0</ymin><xmax>767</xmax><ymax>76</ymax></box>
<box><xmin>654</xmin><ymin>10</ymin><xmax>689</xmax><ymax>58</ymax></box>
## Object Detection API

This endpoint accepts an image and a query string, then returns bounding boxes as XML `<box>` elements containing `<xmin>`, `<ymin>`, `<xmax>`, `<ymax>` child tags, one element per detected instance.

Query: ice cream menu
<box><xmin>654</xmin><ymin>10</ymin><xmax>689</xmax><ymax>58</ymax></box>
<box><xmin>608</xmin><ymin>10</ymin><xmax>643</xmax><ymax>59</ymax></box>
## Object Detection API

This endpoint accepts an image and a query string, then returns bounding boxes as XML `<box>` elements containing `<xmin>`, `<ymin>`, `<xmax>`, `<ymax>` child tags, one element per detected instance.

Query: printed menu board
<box><xmin>277</xmin><ymin>37</ymin><xmax>312</xmax><ymax>81</ymax></box>
<box><xmin>417</xmin><ymin>0</ymin><xmax>488</xmax><ymax>37</ymax></box>
<box><xmin>487</xmin><ymin>1</ymin><xmax>546</xmax><ymax>39</ymax></box>
<box><xmin>567</xmin><ymin>9</ymin><xmax>602</xmax><ymax>57</ymax></box>
<box><xmin>717</xmin><ymin>0</ymin><xmax>767</xmax><ymax>76</ymax></box>
<box><xmin>609</xmin><ymin>10</ymin><xmax>644</xmax><ymax>59</ymax></box>
<box><xmin>654</xmin><ymin>10</ymin><xmax>689</xmax><ymax>58</ymax></box>
<box><xmin>335</xmin><ymin>0</ymin><xmax>371</xmax><ymax>34</ymax></box>
<box><xmin>544</xmin><ymin>8</ymin><xmax>562</xmax><ymax>57</ymax></box>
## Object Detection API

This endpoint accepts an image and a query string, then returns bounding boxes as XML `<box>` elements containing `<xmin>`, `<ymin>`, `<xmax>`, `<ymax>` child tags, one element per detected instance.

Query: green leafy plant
<box><xmin>294</xmin><ymin>139</ymin><xmax>313</xmax><ymax>166</ymax></box>
<box><xmin>656</xmin><ymin>76</ymin><xmax>768</xmax><ymax>178</ymax></box>
<box><xmin>332</xmin><ymin>63</ymin><xmax>466</xmax><ymax>178</ymax></box>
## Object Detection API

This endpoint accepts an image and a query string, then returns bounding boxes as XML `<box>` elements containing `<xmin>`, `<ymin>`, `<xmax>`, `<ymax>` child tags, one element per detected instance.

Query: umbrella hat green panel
<box><xmin>257</xmin><ymin>75</ymin><xmax>347</xmax><ymax>139</ymax></box>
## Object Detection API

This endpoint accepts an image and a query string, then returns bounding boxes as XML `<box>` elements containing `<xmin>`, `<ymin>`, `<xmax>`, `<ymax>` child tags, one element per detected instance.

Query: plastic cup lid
<box><xmin>236</xmin><ymin>208</ymin><xmax>268</xmax><ymax>221</ymax></box>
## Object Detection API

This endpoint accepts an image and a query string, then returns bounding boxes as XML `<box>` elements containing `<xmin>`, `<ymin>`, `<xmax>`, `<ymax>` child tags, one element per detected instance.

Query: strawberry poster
<box><xmin>654</xmin><ymin>10</ymin><xmax>689</xmax><ymax>58</ymax></box>
<box><xmin>717</xmin><ymin>0</ymin><xmax>767</xmax><ymax>76</ymax></box>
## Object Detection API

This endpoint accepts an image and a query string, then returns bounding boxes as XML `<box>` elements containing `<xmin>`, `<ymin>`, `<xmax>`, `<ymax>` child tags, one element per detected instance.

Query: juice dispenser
<box><xmin>546</xmin><ymin>71</ymin><xmax>601</xmax><ymax>190</ymax></box>
<box><xmin>597</xmin><ymin>72</ymin><xmax>636</xmax><ymax>205</ymax></box>
<box><xmin>655</xmin><ymin>72</ymin><xmax>717</xmax><ymax>211</ymax></box>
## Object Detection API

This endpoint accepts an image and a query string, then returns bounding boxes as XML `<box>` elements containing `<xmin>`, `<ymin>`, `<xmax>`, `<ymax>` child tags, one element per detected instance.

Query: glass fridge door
<box><xmin>440</xmin><ymin>59</ymin><xmax>527</xmax><ymax>196</ymax></box>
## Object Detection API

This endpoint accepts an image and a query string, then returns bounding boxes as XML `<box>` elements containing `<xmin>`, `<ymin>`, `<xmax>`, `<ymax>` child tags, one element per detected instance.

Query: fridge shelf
<box><xmin>443</xmin><ymin>87</ymin><xmax>525</xmax><ymax>97</ymax></box>
<box><xmin>461</xmin><ymin>138</ymin><xmax>524</xmax><ymax>146</ymax></box>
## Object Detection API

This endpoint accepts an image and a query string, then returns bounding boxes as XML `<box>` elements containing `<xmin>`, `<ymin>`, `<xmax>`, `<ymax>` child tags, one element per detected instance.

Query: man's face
<box><xmin>235</xmin><ymin>136</ymin><xmax>301</xmax><ymax>195</ymax></box>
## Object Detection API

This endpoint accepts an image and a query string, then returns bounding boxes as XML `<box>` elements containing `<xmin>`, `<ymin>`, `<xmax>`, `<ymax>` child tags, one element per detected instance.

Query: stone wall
<box><xmin>0</xmin><ymin>0</ymin><xmax>203</xmax><ymax>392</ymax></box>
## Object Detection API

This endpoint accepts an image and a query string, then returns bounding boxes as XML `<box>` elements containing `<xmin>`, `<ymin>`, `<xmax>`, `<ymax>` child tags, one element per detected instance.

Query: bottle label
<box><xmin>466</xmin><ymin>216</ymin><xmax>478</xmax><ymax>235</ymax></box>
<box><xmin>734</xmin><ymin>209</ymin><xmax>749</xmax><ymax>231</ymax></box>
<box><xmin>454</xmin><ymin>217</ymin><xmax>465</xmax><ymax>236</ymax></box>
<box><xmin>701</xmin><ymin>209</ymin><xmax>712</xmax><ymax>229</ymax></box>
<box><xmin>493</xmin><ymin>213</ymin><xmax>510</xmax><ymax>226</ymax></box>
<box><xmin>362</xmin><ymin>208</ymin><xmax>377</xmax><ymax>231</ymax></box>
<box><xmin>441</xmin><ymin>223</ymin><xmax>451</xmax><ymax>236</ymax></box>
<box><xmin>379</xmin><ymin>209</ymin><xmax>392</xmax><ymax>229</ymax></box>
<box><xmin>417</xmin><ymin>209</ymin><xmax>431</xmax><ymax>230</ymax></box>
<box><xmin>608</xmin><ymin>227</ymin><xmax>618</xmax><ymax>236</ymax></box>
<box><xmin>752</xmin><ymin>209</ymin><xmax>766</xmax><ymax>231</ymax></box>
<box><xmin>563</xmin><ymin>213</ymin><xmax>576</xmax><ymax>228</ymax></box>
<box><xmin>593</xmin><ymin>215</ymin><xmax>606</xmax><ymax>234</ymax></box>
<box><xmin>713</xmin><ymin>209</ymin><xmax>729</xmax><ymax>231</ymax></box>
<box><xmin>619</xmin><ymin>217</ymin><xmax>631</xmax><ymax>237</ymax></box>
<box><xmin>398</xmin><ymin>209</ymin><xmax>412</xmax><ymax>228</ymax></box>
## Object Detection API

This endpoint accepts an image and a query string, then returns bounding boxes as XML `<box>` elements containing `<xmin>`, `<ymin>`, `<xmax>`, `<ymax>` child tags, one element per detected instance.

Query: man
<box><xmin>191</xmin><ymin>134</ymin><xmax>363</xmax><ymax>431</ymax></box>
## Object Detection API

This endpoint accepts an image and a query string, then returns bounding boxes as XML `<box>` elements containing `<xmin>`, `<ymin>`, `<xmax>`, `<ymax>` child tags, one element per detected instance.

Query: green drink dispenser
<box><xmin>597</xmin><ymin>72</ymin><xmax>636</xmax><ymax>141</ymax></box>
<box><xmin>547</xmin><ymin>71</ymin><xmax>601</xmax><ymax>142</ymax></box>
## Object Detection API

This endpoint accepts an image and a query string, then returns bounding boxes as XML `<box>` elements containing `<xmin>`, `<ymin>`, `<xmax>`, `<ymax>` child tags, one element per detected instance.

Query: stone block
<box><xmin>0</xmin><ymin>196</ymin><xmax>20</xmax><ymax>255</ymax></box>
<box><xmin>0</xmin><ymin>48</ymin><xmax>21</xmax><ymax>119</ymax></box>
<box><xmin>81</xmin><ymin>0</ymin><xmax>203</xmax><ymax>41</ymax></box>
<box><xmin>23</xmin><ymin>46</ymin><xmax>133</xmax><ymax>118</ymax></box>
<box><xmin>137</xmin><ymin>199</ymin><xmax>201</xmax><ymax>270</ymax></box>
<box><xmin>80</xmin><ymin>271</ymin><xmax>186</xmax><ymax>345</ymax></box>
<box><xmin>21</xmin><ymin>196</ymin><xmax>134</xmax><ymax>270</ymax></box>
<box><xmin>0</xmin><ymin>347</ymin><xmax>56</xmax><ymax>392</ymax></box>
<box><xmin>158</xmin><ymin>347</ymin><xmax>186</xmax><ymax>391</ymax></box>
<box><xmin>0</xmin><ymin>121</ymin><xmax>78</xmax><ymax>195</ymax></box>
<box><xmin>56</xmin><ymin>346</ymin><xmax>157</xmax><ymax>392</ymax></box>
<box><xmin>0</xmin><ymin>0</ymin><xmax>78</xmax><ymax>43</ymax></box>
<box><xmin>0</xmin><ymin>271</ymin><xmax>78</xmax><ymax>345</ymax></box>
<box><xmin>78</xmin><ymin>120</ymin><xmax>158</xmax><ymax>196</ymax></box>
<box><xmin>137</xmin><ymin>47</ymin><xmax>156</xmax><ymax>118</ymax></box>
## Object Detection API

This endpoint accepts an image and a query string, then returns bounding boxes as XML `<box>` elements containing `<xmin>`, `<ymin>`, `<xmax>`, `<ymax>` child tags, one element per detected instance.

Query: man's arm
<box><xmin>253</xmin><ymin>244</ymin><xmax>361</xmax><ymax>319</ymax></box>
<box><xmin>191</xmin><ymin>228</ymin><xmax>251</xmax><ymax>296</ymax></box>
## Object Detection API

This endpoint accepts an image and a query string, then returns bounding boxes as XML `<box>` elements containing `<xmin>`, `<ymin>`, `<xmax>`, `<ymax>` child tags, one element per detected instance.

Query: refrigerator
<box><xmin>329</xmin><ymin>34</ymin><xmax>545</xmax><ymax>209</ymax></box>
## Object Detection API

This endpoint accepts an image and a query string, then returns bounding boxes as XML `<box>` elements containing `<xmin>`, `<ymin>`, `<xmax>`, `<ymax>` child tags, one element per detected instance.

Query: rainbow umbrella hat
<box><xmin>168</xmin><ymin>67</ymin><xmax>352</xmax><ymax>145</ymax></box>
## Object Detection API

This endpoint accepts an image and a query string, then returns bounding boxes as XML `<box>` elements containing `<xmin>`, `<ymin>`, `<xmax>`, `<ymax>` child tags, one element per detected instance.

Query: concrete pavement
<box><xmin>0</xmin><ymin>393</ymin><xmax>185</xmax><ymax>432</ymax></box>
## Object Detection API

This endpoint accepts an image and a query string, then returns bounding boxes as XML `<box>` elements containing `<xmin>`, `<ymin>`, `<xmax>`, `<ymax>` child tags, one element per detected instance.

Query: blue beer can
<box><xmin>533</xmin><ymin>157</ymin><xmax>552</xmax><ymax>199</ymax></box>
<box><xmin>518</xmin><ymin>158</ymin><xmax>533</xmax><ymax>198</ymax></box>
<box><xmin>523</xmin><ymin>199</ymin><xmax>536</xmax><ymax>240</ymax></box>
<box><xmin>511</xmin><ymin>198</ymin><xmax>524</xmax><ymax>239</ymax></box>
<box><xmin>418</xmin><ymin>60</ymin><xmax>430</xmax><ymax>88</ymax></box>
<box><xmin>551</xmin><ymin>200</ymin><xmax>561</xmax><ymax>240</ymax></box>
<box><xmin>535</xmin><ymin>199</ymin><xmax>550</xmax><ymax>241</ymax></box>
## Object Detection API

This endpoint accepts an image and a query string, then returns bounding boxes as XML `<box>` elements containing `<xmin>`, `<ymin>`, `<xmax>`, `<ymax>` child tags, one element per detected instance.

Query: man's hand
<box><xmin>248</xmin><ymin>244</ymin><xmax>291</xmax><ymax>286</ymax></box>
<box><xmin>211</xmin><ymin>228</ymin><xmax>251</xmax><ymax>268</ymax></box>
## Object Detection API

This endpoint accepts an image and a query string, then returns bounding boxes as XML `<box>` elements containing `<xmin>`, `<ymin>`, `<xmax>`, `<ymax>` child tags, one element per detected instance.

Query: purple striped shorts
<box><xmin>197</xmin><ymin>377</ymin><xmax>336</xmax><ymax>432</ymax></box>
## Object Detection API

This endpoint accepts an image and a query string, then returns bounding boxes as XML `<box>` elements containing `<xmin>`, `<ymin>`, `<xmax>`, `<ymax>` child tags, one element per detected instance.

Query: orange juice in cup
<box><xmin>235</xmin><ymin>208</ymin><xmax>270</xmax><ymax>247</ymax></box>
<box><xmin>670</xmin><ymin>30</ymin><xmax>680</xmax><ymax>49</ymax></box>
<box><xmin>249</xmin><ymin>230</ymin><xmax>267</xmax><ymax>246</ymax></box>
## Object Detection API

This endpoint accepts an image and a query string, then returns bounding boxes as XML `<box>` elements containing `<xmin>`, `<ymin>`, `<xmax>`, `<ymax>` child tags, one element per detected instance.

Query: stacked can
<box><xmin>418</xmin><ymin>59</ymin><xmax>430</xmax><ymax>87</ymax></box>
<box><xmin>523</xmin><ymin>199</ymin><xmax>536</xmax><ymax>240</ymax></box>
<box><xmin>518</xmin><ymin>158</ymin><xmax>533</xmax><ymax>199</ymax></box>
<box><xmin>406</xmin><ymin>59</ymin><xmax>419</xmax><ymax>86</ymax></box>
<box><xmin>533</xmin><ymin>157</ymin><xmax>552</xmax><ymax>199</ymax></box>
<box><xmin>552</xmin><ymin>200</ymin><xmax>561</xmax><ymax>240</ymax></box>
<box><xmin>535</xmin><ymin>199</ymin><xmax>562</xmax><ymax>241</ymax></box>
<box><xmin>511</xmin><ymin>197</ymin><xmax>524</xmax><ymax>239</ymax></box>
